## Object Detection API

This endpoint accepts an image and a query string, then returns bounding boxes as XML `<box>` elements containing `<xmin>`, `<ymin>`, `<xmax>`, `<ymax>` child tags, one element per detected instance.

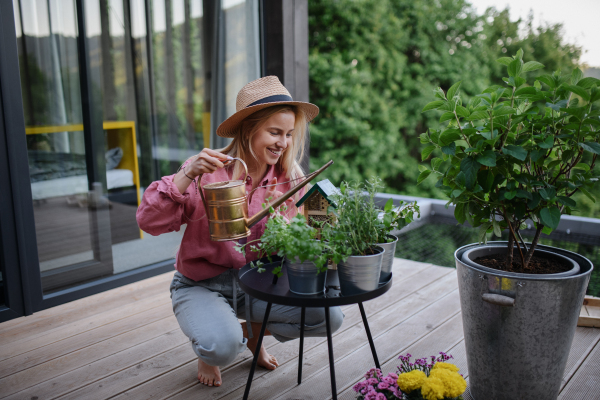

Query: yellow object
<box><xmin>199</xmin><ymin>159</ymin><xmax>334</xmax><ymax>241</ymax></box>
<box><xmin>420</xmin><ymin>376</ymin><xmax>446</xmax><ymax>400</ymax></box>
<box><xmin>202</xmin><ymin>112</ymin><xmax>211</xmax><ymax>148</ymax></box>
<box><xmin>397</xmin><ymin>370</ymin><xmax>427</xmax><ymax>393</ymax></box>
<box><xmin>432</xmin><ymin>362</ymin><xmax>460</xmax><ymax>373</ymax></box>
<box><xmin>429</xmin><ymin>369</ymin><xmax>467</xmax><ymax>398</ymax></box>
<box><xmin>26</xmin><ymin>121</ymin><xmax>143</xmax><ymax>239</ymax></box>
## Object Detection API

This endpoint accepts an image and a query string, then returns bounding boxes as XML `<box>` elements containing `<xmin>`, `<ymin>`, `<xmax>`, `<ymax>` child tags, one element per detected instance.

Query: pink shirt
<box><xmin>136</xmin><ymin>163</ymin><xmax>304</xmax><ymax>281</ymax></box>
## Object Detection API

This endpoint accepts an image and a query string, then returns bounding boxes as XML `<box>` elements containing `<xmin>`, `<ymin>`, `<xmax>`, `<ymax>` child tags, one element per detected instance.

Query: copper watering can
<box><xmin>198</xmin><ymin>159</ymin><xmax>334</xmax><ymax>241</ymax></box>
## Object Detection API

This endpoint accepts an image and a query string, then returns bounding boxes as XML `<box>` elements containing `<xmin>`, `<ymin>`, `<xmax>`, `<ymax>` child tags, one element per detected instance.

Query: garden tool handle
<box><xmin>482</xmin><ymin>293</ymin><xmax>515</xmax><ymax>307</ymax></box>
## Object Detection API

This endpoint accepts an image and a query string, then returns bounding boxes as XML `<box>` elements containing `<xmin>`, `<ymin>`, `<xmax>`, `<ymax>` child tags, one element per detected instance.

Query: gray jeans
<box><xmin>170</xmin><ymin>269</ymin><xmax>344</xmax><ymax>367</ymax></box>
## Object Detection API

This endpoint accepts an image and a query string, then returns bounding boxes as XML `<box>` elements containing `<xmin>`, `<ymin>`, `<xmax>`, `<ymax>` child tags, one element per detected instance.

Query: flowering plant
<box><xmin>396</xmin><ymin>353</ymin><xmax>466</xmax><ymax>400</ymax></box>
<box><xmin>353</xmin><ymin>368</ymin><xmax>402</xmax><ymax>400</ymax></box>
<box><xmin>353</xmin><ymin>353</ymin><xmax>466</xmax><ymax>400</ymax></box>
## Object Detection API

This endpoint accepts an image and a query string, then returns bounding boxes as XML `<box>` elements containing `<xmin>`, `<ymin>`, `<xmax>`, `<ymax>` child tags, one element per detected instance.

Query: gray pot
<box><xmin>461</xmin><ymin>245</ymin><xmax>580</xmax><ymax>278</ymax></box>
<box><xmin>284</xmin><ymin>257</ymin><xmax>327</xmax><ymax>295</ymax></box>
<box><xmin>337</xmin><ymin>246</ymin><xmax>384</xmax><ymax>296</ymax></box>
<box><xmin>376</xmin><ymin>234</ymin><xmax>397</xmax><ymax>284</ymax></box>
<box><xmin>456</xmin><ymin>242</ymin><xmax>593</xmax><ymax>400</ymax></box>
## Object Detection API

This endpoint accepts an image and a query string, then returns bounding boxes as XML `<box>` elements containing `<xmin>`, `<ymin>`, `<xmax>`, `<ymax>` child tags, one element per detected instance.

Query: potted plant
<box><xmin>374</xmin><ymin>179</ymin><xmax>420</xmax><ymax>283</ymax></box>
<box><xmin>236</xmin><ymin>213</ymin><xmax>332</xmax><ymax>295</ymax></box>
<box><xmin>327</xmin><ymin>179</ymin><xmax>387</xmax><ymax>296</ymax></box>
<box><xmin>353</xmin><ymin>352</ymin><xmax>466</xmax><ymax>400</ymax></box>
<box><xmin>418</xmin><ymin>49</ymin><xmax>598</xmax><ymax>399</ymax></box>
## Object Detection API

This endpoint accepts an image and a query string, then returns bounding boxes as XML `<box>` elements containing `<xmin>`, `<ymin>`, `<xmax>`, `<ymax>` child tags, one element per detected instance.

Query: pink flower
<box><xmin>353</xmin><ymin>381</ymin><xmax>368</xmax><ymax>394</ymax></box>
<box><xmin>368</xmin><ymin>378</ymin><xmax>379</xmax><ymax>385</ymax></box>
<box><xmin>376</xmin><ymin>393</ymin><xmax>386</xmax><ymax>400</ymax></box>
<box><xmin>378</xmin><ymin>382</ymin><xmax>390</xmax><ymax>390</ymax></box>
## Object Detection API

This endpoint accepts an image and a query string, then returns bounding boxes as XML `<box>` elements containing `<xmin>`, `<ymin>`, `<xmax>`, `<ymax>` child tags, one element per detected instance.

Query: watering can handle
<box><xmin>230</xmin><ymin>157</ymin><xmax>249</xmax><ymax>182</ymax></box>
<box><xmin>197</xmin><ymin>157</ymin><xmax>248</xmax><ymax>213</ymax></box>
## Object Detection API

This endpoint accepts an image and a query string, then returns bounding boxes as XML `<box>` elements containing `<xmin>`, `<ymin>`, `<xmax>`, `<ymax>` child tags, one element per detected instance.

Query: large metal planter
<box><xmin>455</xmin><ymin>242</ymin><xmax>593</xmax><ymax>400</ymax></box>
<box><xmin>338</xmin><ymin>246</ymin><xmax>384</xmax><ymax>296</ymax></box>
<box><xmin>376</xmin><ymin>234</ymin><xmax>398</xmax><ymax>284</ymax></box>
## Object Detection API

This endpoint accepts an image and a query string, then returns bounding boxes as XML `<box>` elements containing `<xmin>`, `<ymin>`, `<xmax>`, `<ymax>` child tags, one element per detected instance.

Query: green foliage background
<box><xmin>308</xmin><ymin>0</ymin><xmax>599</xmax><ymax>218</ymax></box>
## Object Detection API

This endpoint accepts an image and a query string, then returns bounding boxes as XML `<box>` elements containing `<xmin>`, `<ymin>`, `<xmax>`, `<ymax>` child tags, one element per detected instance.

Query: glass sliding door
<box><xmin>14</xmin><ymin>0</ymin><xmax>114</xmax><ymax>293</ymax></box>
<box><xmin>10</xmin><ymin>0</ymin><xmax>262</xmax><ymax>298</ymax></box>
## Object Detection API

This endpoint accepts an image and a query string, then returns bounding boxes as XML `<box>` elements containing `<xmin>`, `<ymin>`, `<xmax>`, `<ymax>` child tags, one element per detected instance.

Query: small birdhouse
<box><xmin>296</xmin><ymin>179</ymin><xmax>339</xmax><ymax>230</ymax></box>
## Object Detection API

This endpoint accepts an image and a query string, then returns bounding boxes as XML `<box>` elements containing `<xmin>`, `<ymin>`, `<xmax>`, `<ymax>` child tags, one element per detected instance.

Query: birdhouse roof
<box><xmin>296</xmin><ymin>179</ymin><xmax>340</xmax><ymax>208</ymax></box>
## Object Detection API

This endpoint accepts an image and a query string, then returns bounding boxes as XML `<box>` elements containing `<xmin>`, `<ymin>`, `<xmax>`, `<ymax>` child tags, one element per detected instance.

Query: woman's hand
<box><xmin>174</xmin><ymin>149</ymin><xmax>229</xmax><ymax>195</ymax></box>
<box><xmin>185</xmin><ymin>148</ymin><xmax>229</xmax><ymax>178</ymax></box>
<box><xmin>264</xmin><ymin>177</ymin><xmax>295</xmax><ymax>210</ymax></box>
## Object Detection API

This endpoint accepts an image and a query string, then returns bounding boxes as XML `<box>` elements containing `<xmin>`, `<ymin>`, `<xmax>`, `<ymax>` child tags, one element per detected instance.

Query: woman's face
<box><xmin>251</xmin><ymin>110</ymin><xmax>295</xmax><ymax>167</ymax></box>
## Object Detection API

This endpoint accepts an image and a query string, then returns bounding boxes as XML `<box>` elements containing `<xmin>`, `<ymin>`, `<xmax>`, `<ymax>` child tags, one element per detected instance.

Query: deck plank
<box><xmin>0</xmin><ymin>291</ymin><xmax>170</xmax><ymax>362</ymax></box>
<box><xmin>270</xmin><ymin>290</ymin><xmax>461</xmax><ymax>400</ymax></box>
<box><xmin>210</xmin><ymin>271</ymin><xmax>458</xmax><ymax>400</ymax></box>
<box><xmin>0</xmin><ymin>271</ymin><xmax>174</xmax><ymax>345</ymax></box>
<box><xmin>422</xmin><ymin>326</ymin><xmax>600</xmax><ymax>399</ymax></box>
<box><xmin>109</xmin><ymin>262</ymin><xmax>448</xmax><ymax>400</ymax></box>
<box><xmin>4</xmin><ymin>329</ymin><xmax>188</xmax><ymax>400</ymax></box>
<box><xmin>559</xmin><ymin>337</ymin><xmax>600</xmax><ymax>400</ymax></box>
<box><xmin>0</xmin><ymin>259</ymin><xmax>597</xmax><ymax>400</ymax></box>
<box><xmin>0</xmin><ymin>303</ymin><xmax>174</xmax><ymax>379</ymax></box>
<box><xmin>338</xmin><ymin>314</ymin><xmax>465</xmax><ymax>399</ymax></box>
<box><xmin>560</xmin><ymin>327</ymin><xmax>600</xmax><ymax>391</ymax></box>
<box><xmin>0</xmin><ymin>316</ymin><xmax>177</xmax><ymax>398</ymax></box>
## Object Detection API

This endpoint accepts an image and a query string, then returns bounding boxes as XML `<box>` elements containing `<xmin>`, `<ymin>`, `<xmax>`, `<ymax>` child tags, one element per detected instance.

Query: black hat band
<box><xmin>246</xmin><ymin>94</ymin><xmax>294</xmax><ymax>108</ymax></box>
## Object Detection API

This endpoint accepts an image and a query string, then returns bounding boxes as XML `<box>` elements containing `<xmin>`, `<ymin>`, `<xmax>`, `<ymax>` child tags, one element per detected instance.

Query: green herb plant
<box><xmin>235</xmin><ymin>214</ymin><xmax>334</xmax><ymax>277</ymax></box>
<box><xmin>377</xmin><ymin>196</ymin><xmax>421</xmax><ymax>244</ymax></box>
<box><xmin>323</xmin><ymin>178</ymin><xmax>418</xmax><ymax>256</ymax></box>
<box><xmin>419</xmin><ymin>49</ymin><xmax>600</xmax><ymax>270</ymax></box>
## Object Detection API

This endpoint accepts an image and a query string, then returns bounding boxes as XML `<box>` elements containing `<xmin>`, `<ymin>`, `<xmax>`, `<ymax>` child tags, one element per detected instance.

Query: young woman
<box><xmin>136</xmin><ymin>76</ymin><xmax>344</xmax><ymax>388</ymax></box>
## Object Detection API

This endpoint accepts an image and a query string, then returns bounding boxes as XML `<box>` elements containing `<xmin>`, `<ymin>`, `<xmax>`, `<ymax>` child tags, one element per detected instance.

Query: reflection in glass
<box><xmin>13</xmin><ymin>0</ymin><xmax>261</xmax><ymax>293</ymax></box>
<box><xmin>14</xmin><ymin>0</ymin><xmax>99</xmax><ymax>291</ymax></box>
<box><xmin>222</xmin><ymin>0</ymin><xmax>260</xmax><ymax>119</ymax></box>
<box><xmin>151</xmin><ymin>0</ymin><xmax>206</xmax><ymax>175</ymax></box>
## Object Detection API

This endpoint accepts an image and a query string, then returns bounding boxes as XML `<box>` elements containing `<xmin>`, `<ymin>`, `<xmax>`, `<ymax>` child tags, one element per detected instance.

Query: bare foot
<box><xmin>197</xmin><ymin>358</ymin><xmax>222</xmax><ymax>387</ymax></box>
<box><xmin>241</xmin><ymin>322</ymin><xmax>279</xmax><ymax>370</ymax></box>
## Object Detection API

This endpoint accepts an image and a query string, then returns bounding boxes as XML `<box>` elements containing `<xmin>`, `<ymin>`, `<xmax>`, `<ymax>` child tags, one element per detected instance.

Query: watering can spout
<box><xmin>245</xmin><ymin>160</ymin><xmax>334</xmax><ymax>229</ymax></box>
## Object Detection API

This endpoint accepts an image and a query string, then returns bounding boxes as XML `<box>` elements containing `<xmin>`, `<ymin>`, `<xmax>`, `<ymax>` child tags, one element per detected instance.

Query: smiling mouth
<box><xmin>268</xmin><ymin>148</ymin><xmax>281</xmax><ymax>157</ymax></box>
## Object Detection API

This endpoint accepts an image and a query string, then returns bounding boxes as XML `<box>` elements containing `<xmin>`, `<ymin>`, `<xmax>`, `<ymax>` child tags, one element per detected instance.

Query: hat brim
<box><xmin>216</xmin><ymin>101</ymin><xmax>319</xmax><ymax>138</ymax></box>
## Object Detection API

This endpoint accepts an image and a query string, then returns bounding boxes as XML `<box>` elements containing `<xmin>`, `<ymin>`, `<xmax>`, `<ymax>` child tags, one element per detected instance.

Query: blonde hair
<box><xmin>218</xmin><ymin>105</ymin><xmax>308</xmax><ymax>181</ymax></box>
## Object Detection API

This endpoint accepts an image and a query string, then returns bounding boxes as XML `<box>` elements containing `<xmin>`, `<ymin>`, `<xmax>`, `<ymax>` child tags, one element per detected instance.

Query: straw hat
<box><xmin>216</xmin><ymin>76</ymin><xmax>319</xmax><ymax>138</ymax></box>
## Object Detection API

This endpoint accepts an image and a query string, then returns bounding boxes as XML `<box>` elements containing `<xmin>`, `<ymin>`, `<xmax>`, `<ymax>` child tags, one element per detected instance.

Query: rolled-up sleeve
<box><xmin>136</xmin><ymin>174</ymin><xmax>198</xmax><ymax>236</ymax></box>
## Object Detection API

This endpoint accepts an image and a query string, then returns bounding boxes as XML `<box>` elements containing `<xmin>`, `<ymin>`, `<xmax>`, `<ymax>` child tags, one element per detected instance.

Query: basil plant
<box><xmin>419</xmin><ymin>49</ymin><xmax>600</xmax><ymax>269</ymax></box>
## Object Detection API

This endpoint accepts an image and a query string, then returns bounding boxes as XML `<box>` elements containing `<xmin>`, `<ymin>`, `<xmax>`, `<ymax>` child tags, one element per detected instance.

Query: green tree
<box><xmin>308</xmin><ymin>0</ymin><xmax>588</xmax><ymax>210</ymax></box>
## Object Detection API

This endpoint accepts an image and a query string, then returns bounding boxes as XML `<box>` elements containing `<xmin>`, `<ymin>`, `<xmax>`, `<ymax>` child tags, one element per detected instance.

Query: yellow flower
<box><xmin>420</xmin><ymin>376</ymin><xmax>446</xmax><ymax>400</ymax></box>
<box><xmin>429</xmin><ymin>368</ymin><xmax>467</xmax><ymax>398</ymax></box>
<box><xmin>432</xmin><ymin>362</ymin><xmax>460</xmax><ymax>373</ymax></box>
<box><xmin>397</xmin><ymin>370</ymin><xmax>427</xmax><ymax>393</ymax></box>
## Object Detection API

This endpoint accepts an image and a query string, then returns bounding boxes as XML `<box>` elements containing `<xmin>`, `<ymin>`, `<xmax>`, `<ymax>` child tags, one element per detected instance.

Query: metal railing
<box><xmin>375</xmin><ymin>193</ymin><xmax>600</xmax><ymax>247</ymax></box>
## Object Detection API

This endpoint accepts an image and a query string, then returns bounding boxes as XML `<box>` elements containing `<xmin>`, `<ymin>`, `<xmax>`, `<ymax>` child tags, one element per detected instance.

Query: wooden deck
<box><xmin>1</xmin><ymin>259</ymin><xmax>598</xmax><ymax>400</ymax></box>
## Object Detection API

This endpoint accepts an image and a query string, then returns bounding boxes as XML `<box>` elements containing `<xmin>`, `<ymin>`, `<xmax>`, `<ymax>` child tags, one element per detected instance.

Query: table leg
<box><xmin>325</xmin><ymin>306</ymin><xmax>337</xmax><ymax>399</ymax></box>
<box><xmin>243</xmin><ymin>302</ymin><xmax>272</xmax><ymax>400</ymax></box>
<box><xmin>358</xmin><ymin>302</ymin><xmax>380</xmax><ymax>370</ymax></box>
<box><xmin>298</xmin><ymin>306</ymin><xmax>306</xmax><ymax>385</ymax></box>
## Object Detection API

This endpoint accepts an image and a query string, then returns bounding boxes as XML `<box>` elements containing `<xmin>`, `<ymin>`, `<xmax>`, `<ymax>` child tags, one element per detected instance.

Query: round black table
<box><xmin>237</xmin><ymin>257</ymin><xmax>392</xmax><ymax>400</ymax></box>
